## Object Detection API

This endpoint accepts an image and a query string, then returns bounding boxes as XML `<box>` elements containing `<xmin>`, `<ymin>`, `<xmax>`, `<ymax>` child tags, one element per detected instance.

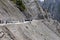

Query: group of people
<box><xmin>0</xmin><ymin>20</ymin><xmax>4</xmax><ymax>24</ymax></box>
<box><xmin>0</xmin><ymin>20</ymin><xmax>12</xmax><ymax>24</ymax></box>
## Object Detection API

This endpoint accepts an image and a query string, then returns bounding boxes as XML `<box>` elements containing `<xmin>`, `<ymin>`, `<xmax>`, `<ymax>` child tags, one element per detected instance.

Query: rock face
<box><xmin>22</xmin><ymin>0</ymin><xmax>40</xmax><ymax>19</ymax></box>
<box><xmin>0</xmin><ymin>0</ymin><xmax>60</xmax><ymax>40</ymax></box>
<box><xmin>0</xmin><ymin>0</ymin><xmax>47</xmax><ymax>21</ymax></box>
<box><xmin>22</xmin><ymin>0</ymin><xmax>48</xmax><ymax>20</ymax></box>
<box><xmin>0</xmin><ymin>0</ymin><xmax>26</xmax><ymax>22</ymax></box>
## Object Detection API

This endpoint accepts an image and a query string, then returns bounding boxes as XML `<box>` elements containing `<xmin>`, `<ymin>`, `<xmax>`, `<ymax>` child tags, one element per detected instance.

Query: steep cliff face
<box><xmin>22</xmin><ymin>0</ymin><xmax>48</xmax><ymax>20</ymax></box>
<box><xmin>0</xmin><ymin>0</ymin><xmax>26</xmax><ymax>22</ymax></box>
<box><xmin>0</xmin><ymin>0</ymin><xmax>48</xmax><ymax>22</ymax></box>
<box><xmin>22</xmin><ymin>0</ymin><xmax>40</xmax><ymax>20</ymax></box>
<box><xmin>0</xmin><ymin>0</ymin><xmax>60</xmax><ymax>40</ymax></box>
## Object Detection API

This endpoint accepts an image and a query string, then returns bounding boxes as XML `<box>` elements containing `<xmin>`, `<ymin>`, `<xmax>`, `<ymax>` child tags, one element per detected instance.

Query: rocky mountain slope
<box><xmin>0</xmin><ymin>0</ymin><xmax>26</xmax><ymax>22</ymax></box>
<box><xmin>0</xmin><ymin>20</ymin><xmax>60</xmax><ymax>40</ymax></box>
<box><xmin>0</xmin><ymin>0</ymin><xmax>60</xmax><ymax>40</ymax></box>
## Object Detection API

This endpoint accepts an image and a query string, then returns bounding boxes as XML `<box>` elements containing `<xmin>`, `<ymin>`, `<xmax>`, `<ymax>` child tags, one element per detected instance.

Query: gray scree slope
<box><xmin>0</xmin><ymin>0</ymin><xmax>60</xmax><ymax>40</ymax></box>
<box><xmin>0</xmin><ymin>20</ymin><xmax>60</xmax><ymax>40</ymax></box>
<box><xmin>0</xmin><ymin>0</ymin><xmax>26</xmax><ymax>22</ymax></box>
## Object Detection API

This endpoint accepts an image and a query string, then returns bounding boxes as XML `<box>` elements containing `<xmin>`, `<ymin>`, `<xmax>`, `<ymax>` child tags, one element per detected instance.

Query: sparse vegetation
<box><xmin>11</xmin><ymin>0</ymin><xmax>26</xmax><ymax>11</ymax></box>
